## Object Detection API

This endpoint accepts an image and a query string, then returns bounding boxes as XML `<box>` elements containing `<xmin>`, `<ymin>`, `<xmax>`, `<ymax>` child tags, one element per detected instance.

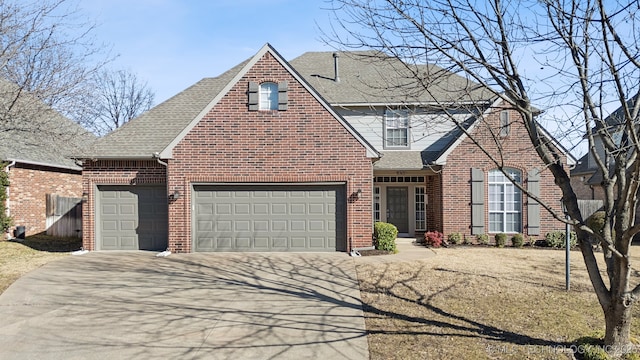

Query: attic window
<box><xmin>259</xmin><ymin>82</ymin><xmax>278</xmax><ymax>110</ymax></box>
<box><xmin>248</xmin><ymin>81</ymin><xmax>288</xmax><ymax>111</ymax></box>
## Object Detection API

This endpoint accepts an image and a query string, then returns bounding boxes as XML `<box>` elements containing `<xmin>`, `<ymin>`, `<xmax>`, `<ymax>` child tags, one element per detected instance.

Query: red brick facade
<box><xmin>81</xmin><ymin>160</ymin><xmax>167</xmax><ymax>251</ymax></box>
<box><xmin>167</xmin><ymin>52</ymin><xmax>373</xmax><ymax>252</ymax></box>
<box><xmin>81</xmin><ymin>52</ymin><xmax>374</xmax><ymax>253</ymax></box>
<box><xmin>439</xmin><ymin>108</ymin><xmax>567</xmax><ymax>240</ymax></box>
<box><xmin>8</xmin><ymin>163</ymin><xmax>82</xmax><ymax>236</ymax></box>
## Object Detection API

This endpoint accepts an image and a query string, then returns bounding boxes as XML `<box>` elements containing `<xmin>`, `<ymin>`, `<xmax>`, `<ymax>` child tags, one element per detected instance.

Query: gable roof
<box><xmin>82</xmin><ymin>44</ymin><xmax>378</xmax><ymax>159</ymax></box>
<box><xmin>290</xmin><ymin>51</ymin><xmax>495</xmax><ymax>106</ymax></box>
<box><xmin>0</xmin><ymin>79</ymin><xmax>95</xmax><ymax>170</ymax></box>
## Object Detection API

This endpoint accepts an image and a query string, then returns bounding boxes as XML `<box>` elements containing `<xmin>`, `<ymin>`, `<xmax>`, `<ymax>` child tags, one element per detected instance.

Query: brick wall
<box><xmin>570</xmin><ymin>173</ymin><xmax>605</xmax><ymax>200</ymax></box>
<box><xmin>168</xmin><ymin>51</ymin><xmax>374</xmax><ymax>252</ymax></box>
<box><xmin>81</xmin><ymin>160</ymin><xmax>167</xmax><ymax>251</ymax></box>
<box><xmin>441</xmin><ymin>108</ymin><xmax>566</xmax><ymax>241</ymax></box>
<box><xmin>8</xmin><ymin>163</ymin><xmax>82</xmax><ymax>236</ymax></box>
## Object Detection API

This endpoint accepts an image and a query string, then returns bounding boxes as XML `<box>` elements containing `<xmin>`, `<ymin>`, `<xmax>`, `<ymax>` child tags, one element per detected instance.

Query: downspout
<box><xmin>5</xmin><ymin>161</ymin><xmax>15</xmax><ymax>239</ymax></box>
<box><xmin>153</xmin><ymin>153</ymin><xmax>171</xmax><ymax>254</ymax></box>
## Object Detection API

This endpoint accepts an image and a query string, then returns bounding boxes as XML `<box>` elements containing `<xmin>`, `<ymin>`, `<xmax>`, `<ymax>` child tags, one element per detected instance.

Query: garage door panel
<box><xmin>97</xmin><ymin>185</ymin><xmax>168</xmax><ymax>251</ymax></box>
<box><xmin>193</xmin><ymin>185</ymin><xmax>346</xmax><ymax>252</ymax></box>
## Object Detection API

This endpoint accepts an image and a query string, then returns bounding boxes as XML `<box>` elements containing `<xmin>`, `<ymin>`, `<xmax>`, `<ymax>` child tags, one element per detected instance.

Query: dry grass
<box><xmin>356</xmin><ymin>246</ymin><xmax>640</xmax><ymax>359</ymax></box>
<box><xmin>0</xmin><ymin>235</ymin><xmax>76</xmax><ymax>294</ymax></box>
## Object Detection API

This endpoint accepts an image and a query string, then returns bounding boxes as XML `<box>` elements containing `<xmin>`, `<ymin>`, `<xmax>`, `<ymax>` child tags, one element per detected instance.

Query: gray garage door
<box><xmin>193</xmin><ymin>185</ymin><xmax>346</xmax><ymax>252</ymax></box>
<box><xmin>97</xmin><ymin>185</ymin><xmax>168</xmax><ymax>251</ymax></box>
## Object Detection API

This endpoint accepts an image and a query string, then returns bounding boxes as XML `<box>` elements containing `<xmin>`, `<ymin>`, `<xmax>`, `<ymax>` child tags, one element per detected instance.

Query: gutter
<box><xmin>6</xmin><ymin>158</ymin><xmax>81</xmax><ymax>172</ymax></box>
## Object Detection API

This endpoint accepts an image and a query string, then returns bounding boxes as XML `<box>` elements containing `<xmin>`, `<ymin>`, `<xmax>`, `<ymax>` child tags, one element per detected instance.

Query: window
<box><xmin>415</xmin><ymin>186</ymin><xmax>426</xmax><ymax>230</ymax></box>
<box><xmin>373</xmin><ymin>187</ymin><xmax>381</xmax><ymax>222</ymax></box>
<box><xmin>384</xmin><ymin>110</ymin><xmax>409</xmax><ymax>148</ymax></box>
<box><xmin>499</xmin><ymin>110</ymin><xmax>510</xmax><ymax>137</ymax></box>
<box><xmin>259</xmin><ymin>82</ymin><xmax>278</xmax><ymax>110</ymax></box>
<box><xmin>488</xmin><ymin>168</ymin><xmax>522</xmax><ymax>233</ymax></box>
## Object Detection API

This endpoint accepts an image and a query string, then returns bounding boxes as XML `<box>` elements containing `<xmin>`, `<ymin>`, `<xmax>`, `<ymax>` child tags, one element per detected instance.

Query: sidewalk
<box><xmin>354</xmin><ymin>238</ymin><xmax>436</xmax><ymax>263</ymax></box>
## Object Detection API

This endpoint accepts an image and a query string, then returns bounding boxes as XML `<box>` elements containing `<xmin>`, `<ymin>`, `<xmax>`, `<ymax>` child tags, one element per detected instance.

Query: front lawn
<box><xmin>0</xmin><ymin>235</ymin><xmax>78</xmax><ymax>294</ymax></box>
<box><xmin>356</xmin><ymin>246</ymin><xmax>640</xmax><ymax>359</ymax></box>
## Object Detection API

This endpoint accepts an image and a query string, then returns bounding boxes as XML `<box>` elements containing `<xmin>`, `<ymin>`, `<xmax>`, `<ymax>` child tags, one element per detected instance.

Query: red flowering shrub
<box><xmin>424</xmin><ymin>231</ymin><xmax>444</xmax><ymax>248</ymax></box>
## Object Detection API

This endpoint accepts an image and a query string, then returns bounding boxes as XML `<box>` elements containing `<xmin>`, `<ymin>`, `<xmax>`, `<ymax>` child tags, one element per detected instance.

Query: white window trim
<box><xmin>373</xmin><ymin>186</ymin><xmax>381</xmax><ymax>222</ymax></box>
<box><xmin>259</xmin><ymin>82</ymin><xmax>278</xmax><ymax>110</ymax></box>
<box><xmin>384</xmin><ymin>109</ymin><xmax>410</xmax><ymax>149</ymax></box>
<box><xmin>488</xmin><ymin>168</ymin><xmax>522</xmax><ymax>233</ymax></box>
<box><xmin>415</xmin><ymin>186</ymin><xmax>426</xmax><ymax>231</ymax></box>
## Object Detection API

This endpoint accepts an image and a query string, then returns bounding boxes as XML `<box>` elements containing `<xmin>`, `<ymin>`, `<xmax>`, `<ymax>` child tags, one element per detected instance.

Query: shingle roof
<box><xmin>81</xmin><ymin>44</ymin><xmax>378</xmax><ymax>159</ymax></box>
<box><xmin>0</xmin><ymin>80</ymin><xmax>95</xmax><ymax>170</ymax></box>
<box><xmin>82</xmin><ymin>59</ymin><xmax>250</xmax><ymax>159</ymax></box>
<box><xmin>289</xmin><ymin>51</ymin><xmax>495</xmax><ymax>105</ymax></box>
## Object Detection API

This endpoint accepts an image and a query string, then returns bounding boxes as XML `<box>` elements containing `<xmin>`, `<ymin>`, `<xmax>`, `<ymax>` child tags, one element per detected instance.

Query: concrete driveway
<box><xmin>0</xmin><ymin>252</ymin><xmax>369</xmax><ymax>359</ymax></box>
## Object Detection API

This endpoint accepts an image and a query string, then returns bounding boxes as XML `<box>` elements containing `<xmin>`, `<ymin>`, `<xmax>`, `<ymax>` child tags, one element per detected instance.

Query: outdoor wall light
<box><xmin>170</xmin><ymin>190</ymin><xmax>180</xmax><ymax>200</ymax></box>
<box><xmin>356</xmin><ymin>189</ymin><xmax>362</xmax><ymax>199</ymax></box>
<box><xmin>81</xmin><ymin>192</ymin><xmax>88</xmax><ymax>202</ymax></box>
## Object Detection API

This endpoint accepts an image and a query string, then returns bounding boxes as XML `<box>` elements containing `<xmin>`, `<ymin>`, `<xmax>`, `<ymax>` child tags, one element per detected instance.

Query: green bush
<box><xmin>424</xmin><ymin>231</ymin><xmax>444</xmax><ymax>248</ymax></box>
<box><xmin>463</xmin><ymin>235</ymin><xmax>473</xmax><ymax>245</ymax></box>
<box><xmin>545</xmin><ymin>231</ymin><xmax>577</xmax><ymax>248</ymax></box>
<box><xmin>447</xmin><ymin>232</ymin><xmax>463</xmax><ymax>245</ymax></box>
<box><xmin>476</xmin><ymin>234</ymin><xmax>489</xmax><ymax>245</ymax></box>
<box><xmin>373</xmin><ymin>222</ymin><xmax>398</xmax><ymax>253</ymax></box>
<box><xmin>511</xmin><ymin>233</ymin><xmax>524</xmax><ymax>248</ymax></box>
<box><xmin>623</xmin><ymin>353</ymin><xmax>640</xmax><ymax>360</ymax></box>
<box><xmin>0</xmin><ymin>164</ymin><xmax>12</xmax><ymax>232</ymax></box>
<box><xmin>495</xmin><ymin>233</ymin><xmax>507</xmax><ymax>248</ymax></box>
<box><xmin>586</xmin><ymin>211</ymin><xmax>606</xmax><ymax>236</ymax></box>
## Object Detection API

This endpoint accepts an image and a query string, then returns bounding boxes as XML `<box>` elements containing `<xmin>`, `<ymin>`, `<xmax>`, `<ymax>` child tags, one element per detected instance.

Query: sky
<box><xmin>78</xmin><ymin>0</ymin><xmax>336</xmax><ymax>104</ymax></box>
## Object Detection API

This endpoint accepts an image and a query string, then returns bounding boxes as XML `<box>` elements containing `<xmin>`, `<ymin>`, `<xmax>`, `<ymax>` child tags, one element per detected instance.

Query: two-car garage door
<box><xmin>193</xmin><ymin>185</ymin><xmax>346</xmax><ymax>252</ymax></box>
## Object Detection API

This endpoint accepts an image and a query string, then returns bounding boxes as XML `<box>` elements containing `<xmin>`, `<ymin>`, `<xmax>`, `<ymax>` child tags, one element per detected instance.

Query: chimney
<box><xmin>333</xmin><ymin>52</ymin><xmax>340</xmax><ymax>83</ymax></box>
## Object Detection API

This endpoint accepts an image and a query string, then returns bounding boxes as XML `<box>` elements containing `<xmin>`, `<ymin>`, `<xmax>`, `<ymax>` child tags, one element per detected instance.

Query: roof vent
<box><xmin>333</xmin><ymin>52</ymin><xmax>340</xmax><ymax>83</ymax></box>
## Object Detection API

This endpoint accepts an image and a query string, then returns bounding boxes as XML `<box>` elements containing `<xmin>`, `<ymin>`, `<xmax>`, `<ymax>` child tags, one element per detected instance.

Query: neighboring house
<box><xmin>291</xmin><ymin>51</ymin><xmax>575</xmax><ymax>239</ymax></box>
<box><xmin>0</xmin><ymin>80</ymin><xmax>95</xmax><ymax>237</ymax></box>
<box><xmin>78</xmin><ymin>44</ymin><xmax>573</xmax><ymax>253</ymax></box>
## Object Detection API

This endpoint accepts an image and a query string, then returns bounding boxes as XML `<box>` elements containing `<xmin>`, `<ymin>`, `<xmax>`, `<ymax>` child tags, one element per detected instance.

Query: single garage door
<box><xmin>97</xmin><ymin>185</ymin><xmax>168</xmax><ymax>251</ymax></box>
<box><xmin>193</xmin><ymin>185</ymin><xmax>346</xmax><ymax>252</ymax></box>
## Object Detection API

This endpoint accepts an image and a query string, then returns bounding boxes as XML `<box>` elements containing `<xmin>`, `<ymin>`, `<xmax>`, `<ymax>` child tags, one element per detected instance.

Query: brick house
<box><xmin>0</xmin><ymin>82</ymin><xmax>95</xmax><ymax>237</ymax></box>
<box><xmin>80</xmin><ymin>44</ymin><xmax>377</xmax><ymax>252</ymax></box>
<box><xmin>79</xmin><ymin>44</ymin><xmax>573</xmax><ymax>253</ymax></box>
<box><xmin>292</xmin><ymin>51</ymin><xmax>574</xmax><ymax>240</ymax></box>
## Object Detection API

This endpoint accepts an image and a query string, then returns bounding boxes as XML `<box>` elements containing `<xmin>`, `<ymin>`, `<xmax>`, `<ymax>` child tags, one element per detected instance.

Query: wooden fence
<box><xmin>45</xmin><ymin>194</ymin><xmax>82</xmax><ymax>238</ymax></box>
<box><xmin>577</xmin><ymin>199</ymin><xmax>603</xmax><ymax>219</ymax></box>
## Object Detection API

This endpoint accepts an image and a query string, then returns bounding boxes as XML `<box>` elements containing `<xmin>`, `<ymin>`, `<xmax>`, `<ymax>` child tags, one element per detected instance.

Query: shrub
<box><xmin>463</xmin><ymin>235</ymin><xmax>473</xmax><ymax>245</ymax></box>
<box><xmin>511</xmin><ymin>233</ymin><xmax>524</xmax><ymax>248</ymax></box>
<box><xmin>586</xmin><ymin>211</ymin><xmax>606</xmax><ymax>236</ymax></box>
<box><xmin>447</xmin><ymin>232</ymin><xmax>463</xmax><ymax>245</ymax></box>
<box><xmin>476</xmin><ymin>234</ymin><xmax>489</xmax><ymax>245</ymax></box>
<box><xmin>0</xmin><ymin>164</ymin><xmax>11</xmax><ymax>232</ymax></box>
<box><xmin>495</xmin><ymin>233</ymin><xmax>507</xmax><ymax>248</ymax></box>
<box><xmin>545</xmin><ymin>231</ymin><xmax>577</xmax><ymax>248</ymax></box>
<box><xmin>424</xmin><ymin>231</ymin><xmax>444</xmax><ymax>248</ymax></box>
<box><xmin>374</xmin><ymin>222</ymin><xmax>398</xmax><ymax>253</ymax></box>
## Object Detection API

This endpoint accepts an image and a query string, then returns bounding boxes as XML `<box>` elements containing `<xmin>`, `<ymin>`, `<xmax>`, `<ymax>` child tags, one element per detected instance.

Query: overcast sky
<box><xmin>79</xmin><ymin>0</ymin><xmax>335</xmax><ymax>103</ymax></box>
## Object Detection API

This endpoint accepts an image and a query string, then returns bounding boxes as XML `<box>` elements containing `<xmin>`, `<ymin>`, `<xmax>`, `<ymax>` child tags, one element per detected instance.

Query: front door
<box><xmin>386</xmin><ymin>187</ymin><xmax>408</xmax><ymax>233</ymax></box>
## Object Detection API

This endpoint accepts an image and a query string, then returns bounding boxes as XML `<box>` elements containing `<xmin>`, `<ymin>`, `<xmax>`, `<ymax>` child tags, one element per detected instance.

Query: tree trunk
<box><xmin>604</xmin><ymin>299</ymin><xmax>633</xmax><ymax>356</ymax></box>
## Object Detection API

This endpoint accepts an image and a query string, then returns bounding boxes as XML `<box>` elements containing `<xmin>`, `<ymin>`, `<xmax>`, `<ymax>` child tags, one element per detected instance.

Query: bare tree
<box><xmin>88</xmin><ymin>69</ymin><xmax>155</xmax><ymax>136</ymax></box>
<box><xmin>326</xmin><ymin>0</ymin><xmax>640</xmax><ymax>355</ymax></box>
<box><xmin>0</xmin><ymin>0</ymin><xmax>108</xmax><ymax>136</ymax></box>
